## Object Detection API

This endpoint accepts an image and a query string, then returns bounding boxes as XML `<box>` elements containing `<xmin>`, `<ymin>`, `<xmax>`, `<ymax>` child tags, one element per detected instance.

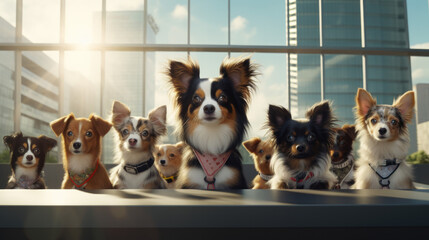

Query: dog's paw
<box><xmin>310</xmin><ymin>181</ymin><xmax>329</xmax><ymax>189</ymax></box>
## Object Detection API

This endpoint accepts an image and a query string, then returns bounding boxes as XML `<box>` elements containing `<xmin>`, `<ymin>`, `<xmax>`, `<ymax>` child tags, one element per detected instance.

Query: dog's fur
<box><xmin>267</xmin><ymin>101</ymin><xmax>337</xmax><ymax>189</ymax></box>
<box><xmin>154</xmin><ymin>142</ymin><xmax>185</xmax><ymax>188</ymax></box>
<box><xmin>50</xmin><ymin>113</ymin><xmax>113</xmax><ymax>189</ymax></box>
<box><xmin>3</xmin><ymin>132</ymin><xmax>56</xmax><ymax>189</ymax></box>
<box><xmin>109</xmin><ymin>101</ymin><xmax>167</xmax><ymax>189</ymax></box>
<box><xmin>166</xmin><ymin>56</ymin><xmax>258</xmax><ymax>189</ymax></box>
<box><xmin>353</xmin><ymin>88</ymin><xmax>415</xmax><ymax>189</ymax></box>
<box><xmin>330</xmin><ymin>124</ymin><xmax>357</xmax><ymax>189</ymax></box>
<box><xmin>243</xmin><ymin>137</ymin><xmax>274</xmax><ymax>189</ymax></box>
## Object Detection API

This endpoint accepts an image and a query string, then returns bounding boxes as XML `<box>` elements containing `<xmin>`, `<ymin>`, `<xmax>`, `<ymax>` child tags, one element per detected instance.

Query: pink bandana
<box><xmin>193</xmin><ymin>149</ymin><xmax>232</xmax><ymax>190</ymax></box>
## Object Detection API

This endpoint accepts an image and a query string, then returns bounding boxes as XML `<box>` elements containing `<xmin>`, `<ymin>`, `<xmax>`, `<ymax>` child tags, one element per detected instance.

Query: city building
<box><xmin>286</xmin><ymin>0</ymin><xmax>417</xmax><ymax>153</ymax></box>
<box><xmin>414</xmin><ymin>83</ymin><xmax>429</xmax><ymax>153</ymax></box>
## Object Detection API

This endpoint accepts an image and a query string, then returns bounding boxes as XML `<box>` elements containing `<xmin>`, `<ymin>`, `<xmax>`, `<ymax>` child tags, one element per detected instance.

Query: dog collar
<box><xmin>69</xmin><ymin>160</ymin><xmax>99</xmax><ymax>189</ymax></box>
<box><xmin>259</xmin><ymin>172</ymin><xmax>273</xmax><ymax>181</ymax></box>
<box><xmin>123</xmin><ymin>158</ymin><xmax>154</xmax><ymax>175</ymax></box>
<box><xmin>369</xmin><ymin>161</ymin><xmax>401</xmax><ymax>189</ymax></box>
<box><xmin>193</xmin><ymin>149</ymin><xmax>231</xmax><ymax>190</ymax></box>
<box><xmin>380</xmin><ymin>158</ymin><xmax>401</xmax><ymax>166</ymax></box>
<box><xmin>332</xmin><ymin>154</ymin><xmax>354</xmax><ymax>169</ymax></box>
<box><xmin>290</xmin><ymin>171</ymin><xmax>314</xmax><ymax>188</ymax></box>
<box><xmin>17</xmin><ymin>175</ymin><xmax>39</xmax><ymax>189</ymax></box>
<box><xmin>162</xmin><ymin>174</ymin><xmax>178</xmax><ymax>183</ymax></box>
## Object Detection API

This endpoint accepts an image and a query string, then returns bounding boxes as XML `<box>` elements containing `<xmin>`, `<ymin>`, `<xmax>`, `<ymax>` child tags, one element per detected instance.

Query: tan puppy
<box><xmin>243</xmin><ymin>137</ymin><xmax>274</xmax><ymax>189</ymax></box>
<box><xmin>154</xmin><ymin>142</ymin><xmax>185</xmax><ymax>188</ymax></box>
<box><xmin>50</xmin><ymin>113</ymin><xmax>113</xmax><ymax>189</ymax></box>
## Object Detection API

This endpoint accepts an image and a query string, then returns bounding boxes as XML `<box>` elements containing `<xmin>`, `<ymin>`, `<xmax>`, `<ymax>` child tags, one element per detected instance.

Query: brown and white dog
<box><xmin>4</xmin><ymin>132</ymin><xmax>56</xmax><ymax>189</ymax></box>
<box><xmin>353</xmin><ymin>88</ymin><xmax>415</xmax><ymax>189</ymax></box>
<box><xmin>109</xmin><ymin>101</ymin><xmax>167</xmax><ymax>189</ymax></box>
<box><xmin>154</xmin><ymin>142</ymin><xmax>185</xmax><ymax>188</ymax></box>
<box><xmin>167</xmin><ymin>57</ymin><xmax>258</xmax><ymax>189</ymax></box>
<box><xmin>243</xmin><ymin>137</ymin><xmax>274</xmax><ymax>189</ymax></box>
<box><xmin>330</xmin><ymin>124</ymin><xmax>357</xmax><ymax>189</ymax></box>
<box><xmin>50</xmin><ymin>114</ymin><xmax>113</xmax><ymax>189</ymax></box>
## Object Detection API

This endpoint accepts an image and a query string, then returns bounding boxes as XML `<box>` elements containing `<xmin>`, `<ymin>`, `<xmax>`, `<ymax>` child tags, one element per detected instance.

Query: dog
<box><xmin>166</xmin><ymin>56</ymin><xmax>258</xmax><ymax>189</ymax></box>
<box><xmin>353</xmin><ymin>88</ymin><xmax>415</xmax><ymax>189</ymax></box>
<box><xmin>3</xmin><ymin>132</ymin><xmax>56</xmax><ymax>189</ymax></box>
<box><xmin>154</xmin><ymin>142</ymin><xmax>185</xmax><ymax>188</ymax></box>
<box><xmin>50</xmin><ymin>113</ymin><xmax>113</xmax><ymax>189</ymax></box>
<box><xmin>330</xmin><ymin>124</ymin><xmax>357</xmax><ymax>189</ymax></box>
<box><xmin>243</xmin><ymin>137</ymin><xmax>274</xmax><ymax>189</ymax></box>
<box><xmin>109</xmin><ymin>100</ymin><xmax>167</xmax><ymax>189</ymax></box>
<box><xmin>267</xmin><ymin>101</ymin><xmax>337</xmax><ymax>189</ymax></box>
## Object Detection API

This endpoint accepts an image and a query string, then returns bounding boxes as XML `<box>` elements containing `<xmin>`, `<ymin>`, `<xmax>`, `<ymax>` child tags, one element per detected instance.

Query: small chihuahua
<box><xmin>243</xmin><ymin>137</ymin><xmax>274</xmax><ymax>189</ymax></box>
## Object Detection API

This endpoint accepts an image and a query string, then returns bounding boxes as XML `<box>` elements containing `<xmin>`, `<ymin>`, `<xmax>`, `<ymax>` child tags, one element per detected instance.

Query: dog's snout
<box><xmin>73</xmin><ymin>142</ymin><xmax>81</xmax><ymax>150</ymax></box>
<box><xmin>128</xmin><ymin>138</ymin><xmax>137</xmax><ymax>146</ymax></box>
<box><xmin>265</xmin><ymin>155</ymin><xmax>271</xmax><ymax>160</ymax></box>
<box><xmin>160</xmin><ymin>160</ymin><xmax>166</xmax><ymax>165</ymax></box>
<box><xmin>296</xmin><ymin>145</ymin><xmax>306</xmax><ymax>153</ymax></box>
<box><xmin>378</xmin><ymin>128</ymin><xmax>387</xmax><ymax>136</ymax></box>
<box><xmin>203</xmin><ymin>104</ymin><xmax>215</xmax><ymax>114</ymax></box>
<box><xmin>26</xmin><ymin>155</ymin><xmax>33</xmax><ymax>161</ymax></box>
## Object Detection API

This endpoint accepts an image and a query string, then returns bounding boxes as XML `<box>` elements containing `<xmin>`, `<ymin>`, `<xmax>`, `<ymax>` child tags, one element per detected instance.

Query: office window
<box><xmin>23</xmin><ymin>0</ymin><xmax>60</xmax><ymax>43</ymax></box>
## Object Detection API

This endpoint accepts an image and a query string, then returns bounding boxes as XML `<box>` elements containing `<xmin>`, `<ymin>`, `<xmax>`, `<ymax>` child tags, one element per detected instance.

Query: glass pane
<box><xmin>408</xmin><ymin>0</ymin><xmax>429</xmax><ymax>49</ymax></box>
<box><xmin>0</xmin><ymin>51</ymin><xmax>15</xmax><ymax>163</ymax></box>
<box><xmin>106</xmin><ymin>0</ymin><xmax>145</xmax><ymax>44</ymax></box>
<box><xmin>231</xmin><ymin>0</ymin><xmax>285</xmax><ymax>45</ymax></box>
<box><xmin>151</xmin><ymin>51</ymin><xmax>187</xmax><ymax>144</ymax></box>
<box><xmin>0</xmin><ymin>0</ymin><xmax>16</xmax><ymax>42</ymax></box>
<box><xmin>147</xmin><ymin>0</ymin><xmax>187</xmax><ymax>44</ymax></box>
<box><xmin>23</xmin><ymin>0</ymin><xmax>60</xmax><ymax>43</ymax></box>
<box><xmin>103</xmin><ymin>51</ymin><xmax>144</xmax><ymax>163</ymax></box>
<box><xmin>364</xmin><ymin>0</ymin><xmax>408</xmax><ymax>48</ymax></box>
<box><xmin>65</xmin><ymin>0</ymin><xmax>102</xmax><ymax>43</ymax></box>
<box><xmin>324</xmin><ymin>54</ymin><xmax>362</xmax><ymax>124</ymax></box>
<box><xmin>290</xmin><ymin>54</ymin><xmax>321</xmax><ymax>118</ymax></box>
<box><xmin>287</xmin><ymin>0</ymin><xmax>319</xmax><ymax>46</ymax></box>
<box><xmin>189</xmin><ymin>52</ymin><xmax>228</xmax><ymax>78</ymax></box>
<box><xmin>190</xmin><ymin>0</ymin><xmax>228</xmax><ymax>44</ymax></box>
<box><xmin>21</xmin><ymin>51</ymin><xmax>59</xmax><ymax>162</ymax></box>
<box><xmin>322</xmin><ymin>0</ymin><xmax>361</xmax><ymax>47</ymax></box>
<box><xmin>64</xmin><ymin>51</ymin><xmax>101</xmax><ymax>117</ymax></box>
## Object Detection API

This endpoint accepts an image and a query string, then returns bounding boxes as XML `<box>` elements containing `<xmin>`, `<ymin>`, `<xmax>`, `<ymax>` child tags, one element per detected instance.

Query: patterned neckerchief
<box><xmin>69</xmin><ymin>160</ymin><xmax>99</xmax><ymax>189</ymax></box>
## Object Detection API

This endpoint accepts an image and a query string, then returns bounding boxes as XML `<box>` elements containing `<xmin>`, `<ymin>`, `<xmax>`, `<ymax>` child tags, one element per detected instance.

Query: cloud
<box><xmin>411</xmin><ymin>42</ymin><xmax>429</xmax><ymax>49</ymax></box>
<box><xmin>172</xmin><ymin>5</ymin><xmax>187</xmax><ymax>20</ymax></box>
<box><xmin>230</xmin><ymin>16</ymin><xmax>247</xmax><ymax>31</ymax></box>
<box><xmin>263</xmin><ymin>65</ymin><xmax>275</xmax><ymax>80</ymax></box>
<box><xmin>411</xmin><ymin>42</ymin><xmax>429</xmax><ymax>85</ymax></box>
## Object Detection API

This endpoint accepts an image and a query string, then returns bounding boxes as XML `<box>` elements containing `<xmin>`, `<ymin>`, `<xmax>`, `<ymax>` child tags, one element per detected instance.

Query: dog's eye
<box><xmin>169</xmin><ymin>153</ymin><xmax>175</xmax><ymax>157</ymax></box>
<box><xmin>141</xmin><ymin>130</ymin><xmax>149</xmax><ymax>137</ymax></box>
<box><xmin>157</xmin><ymin>152</ymin><xmax>161</xmax><ymax>157</ymax></box>
<box><xmin>371</xmin><ymin>118</ymin><xmax>377</xmax><ymax>124</ymax></box>
<box><xmin>287</xmin><ymin>135</ymin><xmax>295</xmax><ymax>142</ymax></box>
<box><xmin>67</xmin><ymin>131</ymin><xmax>73</xmax><ymax>137</ymax></box>
<box><xmin>18</xmin><ymin>147</ymin><xmax>25</xmax><ymax>154</ymax></box>
<box><xmin>391</xmin><ymin>119</ymin><xmax>397</xmax><ymax>126</ymax></box>
<box><xmin>122</xmin><ymin>129</ymin><xmax>129</xmax><ymax>136</ymax></box>
<box><xmin>258</xmin><ymin>149</ymin><xmax>264</xmax><ymax>154</ymax></box>
<box><xmin>307</xmin><ymin>134</ymin><xmax>315</xmax><ymax>142</ymax></box>
<box><xmin>85</xmin><ymin>131</ymin><xmax>93</xmax><ymax>137</ymax></box>
<box><xmin>33</xmin><ymin>148</ymin><xmax>40</xmax><ymax>155</ymax></box>
<box><xmin>193</xmin><ymin>95</ymin><xmax>202</xmax><ymax>104</ymax></box>
<box><xmin>218</xmin><ymin>94</ymin><xmax>227</xmax><ymax>104</ymax></box>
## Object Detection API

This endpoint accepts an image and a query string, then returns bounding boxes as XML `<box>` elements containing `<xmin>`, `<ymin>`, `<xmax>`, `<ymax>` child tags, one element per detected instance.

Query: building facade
<box><xmin>414</xmin><ymin>83</ymin><xmax>429</xmax><ymax>153</ymax></box>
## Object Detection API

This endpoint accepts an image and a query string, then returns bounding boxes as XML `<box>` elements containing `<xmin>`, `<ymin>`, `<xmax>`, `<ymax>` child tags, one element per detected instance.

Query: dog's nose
<box><xmin>26</xmin><ymin>155</ymin><xmax>33</xmax><ymax>161</ymax></box>
<box><xmin>333</xmin><ymin>152</ymin><xmax>339</xmax><ymax>158</ymax></box>
<box><xmin>160</xmin><ymin>160</ymin><xmax>166</xmax><ymax>165</ymax></box>
<box><xmin>266</xmin><ymin>155</ymin><xmax>271</xmax><ymax>160</ymax></box>
<box><xmin>296</xmin><ymin>145</ymin><xmax>306</xmax><ymax>153</ymax></box>
<box><xmin>73</xmin><ymin>142</ymin><xmax>81</xmax><ymax>150</ymax></box>
<box><xmin>129</xmin><ymin>138</ymin><xmax>137</xmax><ymax>146</ymax></box>
<box><xmin>203</xmin><ymin>104</ymin><xmax>215</xmax><ymax>114</ymax></box>
<box><xmin>379</xmin><ymin>128</ymin><xmax>387</xmax><ymax>135</ymax></box>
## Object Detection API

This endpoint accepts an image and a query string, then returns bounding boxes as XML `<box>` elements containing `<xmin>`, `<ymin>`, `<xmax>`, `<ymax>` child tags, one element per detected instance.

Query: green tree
<box><xmin>406</xmin><ymin>151</ymin><xmax>429</xmax><ymax>164</ymax></box>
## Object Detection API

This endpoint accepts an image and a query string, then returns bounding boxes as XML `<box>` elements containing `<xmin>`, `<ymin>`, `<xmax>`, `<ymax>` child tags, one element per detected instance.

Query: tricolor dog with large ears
<box><xmin>50</xmin><ymin>114</ymin><xmax>113</xmax><ymax>189</ymax></box>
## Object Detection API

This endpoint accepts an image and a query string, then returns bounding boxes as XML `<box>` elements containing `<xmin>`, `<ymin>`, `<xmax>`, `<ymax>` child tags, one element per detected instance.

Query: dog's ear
<box><xmin>50</xmin><ymin>113</ymin><xmax>75</xmax><ymax>137</ymax></box>
<box><xmin>38</xmin><ymin>135</ymin><xmax>57</xmax><ymax>152</ymax></box>
<box><xmin>111</xmin><ymin>100</ymin><xmax>131</xmax><ymax>127</ymax></box>
<box><xmin>167</xmin><ymin>58</ymin><xmax>200</xmax><ymax>94</ymax></box>
<box><xmin>219</xmin><ymin>57</ymin><xmax>258</xmax><ymax>103</ymax></box>
<box><xmin>393</xmin><ymin>91</ymin><xmax>415</xmax><ymax>124</ymax></box>
<box><xmin>356</xmin><ymin>88</ymin><xmax>376</xmax><ymax>117</ymax></box>
<box><xmin>267</xmin><ymin>105</ymin><xmax>291</xmax><ymax>132</ymax></box>
<box><xmin>342</xmin><ymin>124</ymin><xmax>357</xmax><ymax>140</ymax></box>
<box><xmin>3</xmin><ymin>132</ymin><xmax>23</xmax><ymax>151</ymax></box>
<box><xmin>306</xmin><ymin>101</ymin><xmax>334</xmax><ymax>128</ymax></box>
<box><xmin>175</xmin><ymin>141</ymin><xmax>185</xmax><ymax>153</ymax></box>
<box><xmin>149</xmin><ymin>105</ymin><xmax>167</xmax><ymax>136</ymax></box>
<box><xmin>242</xmin><ymin>137</ymin><xmax>261</xmax><ymax>154</ymax></box>
<box><xmin>89</xmin><ymin>114</ymin><xmax>112</xmax><ymax>137</ymax></box>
